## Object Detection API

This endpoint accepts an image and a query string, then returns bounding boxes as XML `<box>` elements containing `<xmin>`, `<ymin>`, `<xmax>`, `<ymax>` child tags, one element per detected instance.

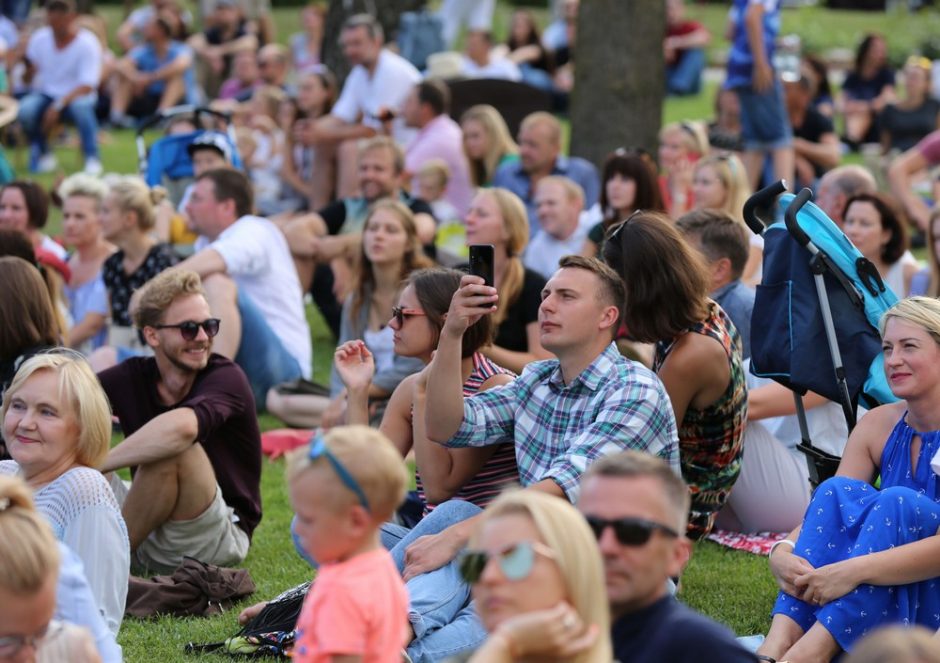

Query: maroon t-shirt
<box><xmin>98</xmin><ymin>354</ymin><xmax>262</xmax><ymax>539</ymax></box>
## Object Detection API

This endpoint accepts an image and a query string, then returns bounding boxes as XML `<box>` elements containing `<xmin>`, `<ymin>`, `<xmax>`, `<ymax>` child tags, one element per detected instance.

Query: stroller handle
<box><xmin>742</xmin><ymin>180</ymin><xmax>788</xmax><ymax>235</ymax></box>
<box><xmin>135</xmin><ymin>105</ymin><xmax>233</xmax><ymax>137</ymax></box>
<box><xmin>784</xmin><ymin>187</ymin><xmax>814</xmax><ymax>248</ymax></box>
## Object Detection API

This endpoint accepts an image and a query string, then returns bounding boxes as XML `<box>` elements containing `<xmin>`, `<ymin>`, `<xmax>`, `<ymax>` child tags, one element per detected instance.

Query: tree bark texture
<box><xmin>569</xmin><ymin>0</ymin><xmax>666</xmax><ymax>170</ymax></box>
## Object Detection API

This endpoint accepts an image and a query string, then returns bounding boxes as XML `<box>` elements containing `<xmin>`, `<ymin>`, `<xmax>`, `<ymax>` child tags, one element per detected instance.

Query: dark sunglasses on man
<box><xmin>584</xmin><ymin>515</ymin><xmax>679</xmax><ymax>546</ymax></box>
<box><xmin>154</xmin><ymin>318</ymin><xmax>221</xmax><ymax>341</ymax></box>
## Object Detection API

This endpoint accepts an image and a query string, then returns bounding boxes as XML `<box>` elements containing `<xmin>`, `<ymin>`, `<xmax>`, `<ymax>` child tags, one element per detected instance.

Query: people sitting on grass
<box><xmin>97</xmin><ymin>268</ymin><xmax>261</xmax><ymax>574</ymax></box>
<box><xmin>180</xmin><ymin>168</ymin><xmax>312</xmax><ymax>405</ymax></box>
<box><xmin>288</xmin><ymin>426</ymin><xmax>410</xmax><ymax>663</ymax></box>
<box><xmin>604</xmin><ymin>212</ymin><xmax>747</xmax><ymax>540</ymax></box>
<box><xmin>757</xmin><ymin>296</ymin><xmax>940</xmax><ymax>662</ymax></box>
<box><xmin>0</xmin><ymin>351</ymin><xmax>129</xmax><ymax>637</ymax></box>
<box><xmin>523</xmin><ymin>176</ymin><xmax>591</xmax><ymax>281</ymax></box>
<box><xmin>267</xmin><ymin>200</ymin><xmax>432</xmax><ymax>428</ymax></box>
<box><xmin>393</xmin><ymin>256</ymin><xmax>677</xmax><ymax>661</ymax></box>
<box><xmin>579</xmin><ymin>451</ymin><xmax>756</xmax><ymax>662</ymax></box>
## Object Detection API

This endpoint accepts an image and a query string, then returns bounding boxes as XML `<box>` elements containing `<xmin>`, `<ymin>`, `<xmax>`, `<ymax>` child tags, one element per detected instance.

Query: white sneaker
<box><xmin>84</xmin><ymin>157</ymin><xmax>103</xmax><ymax>176</ymax></box>
<box><xmin>35</xmin><ymin>153</ymin><xmax>58</xmax><ymax>173</ymax></box>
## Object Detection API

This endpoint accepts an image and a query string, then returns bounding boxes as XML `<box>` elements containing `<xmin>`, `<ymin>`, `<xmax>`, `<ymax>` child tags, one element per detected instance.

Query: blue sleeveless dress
<box><xmin>771</xmin><ymin>413</ymin><xmax>940</xmax><ymax>651</ymax></box>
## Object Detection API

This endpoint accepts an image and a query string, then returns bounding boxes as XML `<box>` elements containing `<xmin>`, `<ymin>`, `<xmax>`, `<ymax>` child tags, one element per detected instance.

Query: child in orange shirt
<box><xmin>289</xmin><ymin>425</ymin><xmax>411</xmax><ymax>663</ymax></box>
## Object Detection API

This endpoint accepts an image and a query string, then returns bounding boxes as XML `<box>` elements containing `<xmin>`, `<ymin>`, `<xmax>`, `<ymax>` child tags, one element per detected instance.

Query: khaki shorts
<box><xmin>111</xmin><ymin>477</ymin><xmax>249</xmax><ymax>575</ymax></box>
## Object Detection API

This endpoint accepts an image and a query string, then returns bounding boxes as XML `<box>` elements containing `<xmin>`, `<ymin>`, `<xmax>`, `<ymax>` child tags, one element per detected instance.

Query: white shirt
<box><xmin>331</xmin><ymin>49</ymin><xmax>422</xmax><ymax>146</ymax></box>
<box><xmin>523</xmin><ymin>212</ymin><xmax>592</xmax><ymax>280</ymax></box>
<box><xmin>196</xmin><ymin>215</ymin><xmax>312</xmax><ymax>377</ymax></box>
<box><xmin>460</xmin><ymin>55</ymin><xmax>522</xmax><ymax>82</ymax></box>
<box><xmin>26</xmin><ymin>27</ymin><xmax>102</xmax><ymax>99</ymax></box>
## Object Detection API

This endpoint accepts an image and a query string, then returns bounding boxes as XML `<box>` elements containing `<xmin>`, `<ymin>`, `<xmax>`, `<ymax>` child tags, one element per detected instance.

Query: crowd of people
<box><xmin>5</xmin><ymin>0</ymin><xmax>940</xmax><ymax>661</ymax></box>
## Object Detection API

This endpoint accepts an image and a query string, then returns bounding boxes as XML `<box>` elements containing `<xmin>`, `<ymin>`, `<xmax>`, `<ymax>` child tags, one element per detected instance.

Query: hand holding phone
<box><xmin>469</xmin><ymin>244</ymin><xmax>495</xmax><ymax>288</ymax></box>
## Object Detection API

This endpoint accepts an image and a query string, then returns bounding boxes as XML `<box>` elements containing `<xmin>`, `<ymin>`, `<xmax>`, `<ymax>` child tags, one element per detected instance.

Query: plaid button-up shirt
<box><xmin>446</xmin><ymin>343</ymin><xmax>679</xmax><ymax>502</ymax></box>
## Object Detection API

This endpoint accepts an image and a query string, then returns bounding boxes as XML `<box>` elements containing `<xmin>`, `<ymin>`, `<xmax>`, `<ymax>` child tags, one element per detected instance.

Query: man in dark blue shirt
<box><xmin>579</xmin><ymin>451</ymin><xmax>757</xmax><ymax>663</ymax></box>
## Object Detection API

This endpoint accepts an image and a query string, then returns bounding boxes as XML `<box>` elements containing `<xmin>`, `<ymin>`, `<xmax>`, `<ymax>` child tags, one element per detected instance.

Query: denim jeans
<box><xmin>291</xmin><ymin>499</ymin><xmax>487</xmax><ymax>663</ymax></box>
<box><xmin>233</xmin><ymin>289</ymin><xmax>303</xmax><ymax>408</ymax></box>
<box><xmin>666</xmin><ymin>48</ymin><xmax>706</xmax><ymax>96</ymax></box>
<box><xmin>18</xmin><ymin>92</ymin><xmax>100</xmax><ymax>162</ymax></box>
<box><xmin>1</xmin><ymin>0</ymin><xmax>29</xmax><ymax>24</ymax></box>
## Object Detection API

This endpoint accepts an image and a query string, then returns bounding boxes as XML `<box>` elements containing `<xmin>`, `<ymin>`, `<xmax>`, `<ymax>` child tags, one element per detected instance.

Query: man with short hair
<box><xmin>579</xmin><ymin>451</ymin><xmax>756</xmax><ymax>662</ymax></box>
<box><xmin>256</xmin><ymin>43</ymin><xmax>289</xmax><ymax>90</ymax></box>
<box><xmin>677</xmin><ymin>209</ymin><xmax>754</xmax><ymax>359</ymax></box>
<box><xmin>524</xmin><ymin>175</ymin><xmax>591</xmax><ymax>279</ymax></box>
<box><xmin>110</xmin><ymin>11</ymin><xmax>197</xmax><ymax>128</ymax></box>
<box><xmin>181</xmin><ymin>168</ymin><xmax>312</xmax><ymax>405</ymax></box>
<box><xmin>284</xmin><ymin>136</ymin><xmax>436</xmax><ymax>335</ymax></box>
<box><xmin>402</xmin><ymin>79</ymin><xmax>474</xmax><ymax>218</ymax></box>
<box><xmin>394</xmin><ymin>255</ymin><xmax>678</xmax><ymax>661</ymax></box>
<box><xmin>99</xmin><ymin>268</ymin><xmax>262</xmax><ymax>574</ymax></box>
<box><xmin>17</xmin><ymin>0</ymin><xmax>103</xmax><ymax>175</ymax></box>
<box><xmin>816</xmin><ymin>164</ymin><xmax>877</xmax><ymax>227</ymax></box>
<box><xmin>302</xmin><ymin>14</ymin><xmax>421</xmax><ymax>199</ymax></box>
<box><xmin>460</xmin><ymin>30</ymin><xmax>521</xmax><ymax>81</ymax></box>
<box><xmin>492</xmin><ymin>111</ymin><xmax>599</xmax><ymax>235</ymax></box>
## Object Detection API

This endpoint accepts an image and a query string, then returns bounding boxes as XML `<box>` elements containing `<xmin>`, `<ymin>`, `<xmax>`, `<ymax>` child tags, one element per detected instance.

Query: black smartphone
<box><xmin>468</xmin><ymin>244</ymin><xmax>495</xmax><ymax>288</ymax></box>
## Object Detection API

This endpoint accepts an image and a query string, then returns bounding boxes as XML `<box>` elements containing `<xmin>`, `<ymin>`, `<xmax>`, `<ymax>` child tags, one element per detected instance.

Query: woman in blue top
<box><xmin>758</xmin><ymin>296</ymin><xmax>940</xmax><ymax>662</ymax></box>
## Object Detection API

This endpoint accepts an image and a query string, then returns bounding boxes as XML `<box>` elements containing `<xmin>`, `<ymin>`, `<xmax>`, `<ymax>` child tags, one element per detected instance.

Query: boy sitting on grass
<box><xmin>288</xmin><ymin>425</ymin><xmax>411</xmax><ymax>663</ymax></box>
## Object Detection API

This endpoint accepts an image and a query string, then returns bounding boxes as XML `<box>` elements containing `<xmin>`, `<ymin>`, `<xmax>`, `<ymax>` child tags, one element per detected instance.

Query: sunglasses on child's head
<box><xmin>307</xmin><ymin>434</ymin><xmax>370</xmax><ymax>511</ymax></box>
<box><xmin>154</xmin><ymin>318</ymin><xmax>221</xmax><ymax>341</ymax></box>
<box><xmin>458</xmin><ymin>540</ymin><xmax>556</xmax><ymax>585</ymax></box>
<box><xmin>584</xmin><ymin>515</ymin><xmax>679</xmax><ymax>546</ymax></box>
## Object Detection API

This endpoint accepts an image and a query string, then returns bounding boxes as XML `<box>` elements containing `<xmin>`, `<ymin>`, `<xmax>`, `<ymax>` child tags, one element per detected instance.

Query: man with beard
<box><xmin>98</xmin><ymin>268</ymin><xmax>262</xmax><ymax>573</ymax></box>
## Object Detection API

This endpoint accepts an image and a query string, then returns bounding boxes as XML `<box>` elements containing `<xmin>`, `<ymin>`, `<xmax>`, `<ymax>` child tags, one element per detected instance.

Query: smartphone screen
<box><xmin>468</xmin><ymin>244</ymin><xmax>495</xmax><ymax>288</ymax></box>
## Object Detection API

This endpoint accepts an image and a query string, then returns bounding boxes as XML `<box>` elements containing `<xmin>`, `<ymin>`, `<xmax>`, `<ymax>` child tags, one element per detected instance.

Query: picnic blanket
<box><xmin>705</xmin><ymin>528</ymin><xmax>788</xmax><ymax>556</ymax></box>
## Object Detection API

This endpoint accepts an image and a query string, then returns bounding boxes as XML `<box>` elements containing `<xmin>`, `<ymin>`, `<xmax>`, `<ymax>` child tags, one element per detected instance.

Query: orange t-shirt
<box><xmin>293</xmin><ymin>548</ymin><xmax>410</xmax><ymax>663</ymax></box>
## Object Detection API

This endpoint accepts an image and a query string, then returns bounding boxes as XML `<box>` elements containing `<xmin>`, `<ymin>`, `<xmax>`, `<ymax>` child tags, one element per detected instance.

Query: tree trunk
<box><xmin>569</xmin><ymin>1</ymin><xmax>666</xmax><ymax>170</ymax></box>
<box><xmin>322</xmin><ymin>0</ymin><xmax>425</xmax><ymax>84</ymax></box>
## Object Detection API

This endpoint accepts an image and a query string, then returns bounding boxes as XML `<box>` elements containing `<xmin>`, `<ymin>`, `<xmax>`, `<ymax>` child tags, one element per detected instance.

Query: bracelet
<box><xmin>769</xmin><ymin>539</ymin><xmax>795</xmax><ymax>558</ymax></box>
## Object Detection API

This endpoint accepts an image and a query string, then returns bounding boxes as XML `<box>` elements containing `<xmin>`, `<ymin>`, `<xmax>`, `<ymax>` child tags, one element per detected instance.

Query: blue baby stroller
<box><xmin>743</xmin><ymin>181</ymin><xmax>900</xmax><ymax>486</ymax></box>
<box><xmin>135</xmin><ymin>105</ymin><xmax>243</xmax><ymax>206</ymax></box>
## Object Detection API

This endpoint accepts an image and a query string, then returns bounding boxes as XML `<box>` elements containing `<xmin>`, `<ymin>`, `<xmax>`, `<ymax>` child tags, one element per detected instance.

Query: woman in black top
<box><xmin>880</xmin><ymin>56</ymin><xmax>940</xmax><ymax>154</ymax></box>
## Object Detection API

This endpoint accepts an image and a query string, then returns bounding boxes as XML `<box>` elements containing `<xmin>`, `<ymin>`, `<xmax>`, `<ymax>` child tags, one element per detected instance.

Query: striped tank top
<box><xmin>415</xmin><ymin>352</ymin><xmax>519</xmax><ymax>513</ymax></box>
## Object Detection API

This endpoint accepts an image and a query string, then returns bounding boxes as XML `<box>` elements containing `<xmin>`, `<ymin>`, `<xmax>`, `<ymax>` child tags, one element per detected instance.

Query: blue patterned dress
<box><xmin>772</xmin><ymin>413</ymin><xmax>940</xmax><ymax>651</ymax></box>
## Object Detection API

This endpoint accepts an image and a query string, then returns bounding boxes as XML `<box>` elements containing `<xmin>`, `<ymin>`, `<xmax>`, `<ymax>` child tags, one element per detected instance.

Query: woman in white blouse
<box><xmin>0</xmin><ymin>350</ymin><xmax>129</xmax><ymax>637</ymax></box>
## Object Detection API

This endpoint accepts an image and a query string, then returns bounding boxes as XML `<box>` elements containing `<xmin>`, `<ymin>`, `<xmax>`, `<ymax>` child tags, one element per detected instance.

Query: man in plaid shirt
<box><xmin>396</xmin><ymin>255</ymin><xmax>678</xmax><ymax>662</ymax></box>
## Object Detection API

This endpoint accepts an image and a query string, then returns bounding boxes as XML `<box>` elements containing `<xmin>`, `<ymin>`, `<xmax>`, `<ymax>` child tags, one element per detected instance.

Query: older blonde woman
<box><xmin>0</xmin><ymin>351</ymin><xmax>129</xmax><ymax>637</ymax></box>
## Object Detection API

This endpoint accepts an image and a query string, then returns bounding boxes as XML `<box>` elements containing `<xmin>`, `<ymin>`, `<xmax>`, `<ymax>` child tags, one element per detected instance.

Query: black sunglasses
<box><xmin>154</xmin><ymin>318</ymin><xmax>221</xmax><ymax>341</ymax></box>
<box><xmin>606</xmin><ymin>209</ymin><xmax>645</xmax><ymax>242</ymax></box>
<box><xmin>584</xmin><ymin>515</ymin><xmax>679</xmax><ymax>546</ymax></box>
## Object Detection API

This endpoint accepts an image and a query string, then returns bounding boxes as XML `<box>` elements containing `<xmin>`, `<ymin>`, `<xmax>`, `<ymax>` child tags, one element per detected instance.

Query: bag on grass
<box><xmin>185</xmin><ymin>581</ymin><xmax>310</xmax><ymax>658</ymax></box>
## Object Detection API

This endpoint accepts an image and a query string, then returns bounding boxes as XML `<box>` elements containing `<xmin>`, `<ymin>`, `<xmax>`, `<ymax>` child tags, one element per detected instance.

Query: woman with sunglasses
<box><xmin>335</xmin><ymin>267</ymin><xmax>517</xmax><ymax>517</ymax></box>
<box><xmin>0</xmin><ymin>351</ymin><xmax>129</xmax><ymax>638</ymax></box>
<box><xmin>581</xmin><ymin>148</ymin><xmax>664</xmax><ymax>258</ymax></box>
<box><xmin>450</xmin><ymin>489</ymin><xmax>611</xmax><ymax>662</ymax></box>
<box><xmin>268</xmin><ymin>200</ymin><xmax>433</xmax><ymax>428</ymax></box>
<box><xmin>604</xmin><ymin>212</ymin><xmax>746</xmax><ymax>541</ymax></box>
<box><xmin>757</xmin><ymin>296</ymin><xmax>940</xmax><ymax>662</ymax></box>
<box><xmin>0</xmin><ymin>475</ymin><xmax>105</xmax><ymax>663</ymax></box>
<box><xmin>89</xmin><ymin>175</ymin><xmax>178</xmax><ymax>372</ymax></box>
<box><xmin>464</xmin><ymin>188</ymin><xmax>552</xmax><ymax>375</ymax></box>
<box><xmin>691</xmin><ymin>153</ymin><xmax>762</xmax><ymax>285</ymax></box>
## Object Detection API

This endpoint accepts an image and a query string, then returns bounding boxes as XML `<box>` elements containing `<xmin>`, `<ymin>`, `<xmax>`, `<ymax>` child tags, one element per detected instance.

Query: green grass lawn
<box><xmin>33</xmin><ymin>2</ymin><xmax>931</xmax><ymax>658</ymax></box>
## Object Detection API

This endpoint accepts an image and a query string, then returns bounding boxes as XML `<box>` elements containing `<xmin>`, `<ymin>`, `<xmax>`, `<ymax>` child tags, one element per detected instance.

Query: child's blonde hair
<box><xmin>288</xmin><ymin>425</ymin><xmax>408</xmax><ymax>522</ymax></box>
<box><xmin>417</xmin><ymin>158</ymin><xmax>451</xmax><ymax>193</ymax></box>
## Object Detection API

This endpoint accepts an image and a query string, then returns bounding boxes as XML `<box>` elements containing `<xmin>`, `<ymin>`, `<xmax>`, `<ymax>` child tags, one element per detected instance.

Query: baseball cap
<box><xmin>186</xmin><ymin>132</ymin><xmax>233</xmax><ymax>162</ymax></box>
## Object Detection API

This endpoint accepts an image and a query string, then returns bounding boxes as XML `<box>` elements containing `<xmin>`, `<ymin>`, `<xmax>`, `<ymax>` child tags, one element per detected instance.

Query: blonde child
<box><xmin>288</xmin><ymin>426</ymin><xmax>410</xmax><ymax>663</ymax></box>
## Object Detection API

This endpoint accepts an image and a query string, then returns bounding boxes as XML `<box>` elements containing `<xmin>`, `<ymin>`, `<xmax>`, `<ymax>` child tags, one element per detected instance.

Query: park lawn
<box><xmin>33</xmin><ymin>2</ymin><xmax>926</xmax><ymax>659</ymax></box>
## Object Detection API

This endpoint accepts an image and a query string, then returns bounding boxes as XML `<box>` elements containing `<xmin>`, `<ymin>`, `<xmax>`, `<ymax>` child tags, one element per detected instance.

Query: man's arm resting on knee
<box><xmin>101</xmin><ymin>409</ymin><xmax>200</xmax><ymax>472</ymax></box>
<box><xmin>177</xmin><ymin>248</ymin><xmax>228</xmax><ymax>279</ymax></box>
<box><xmin>313</xmin><ymin>115</ymin><xmax>376</xmax><ymax>145</ymax></box>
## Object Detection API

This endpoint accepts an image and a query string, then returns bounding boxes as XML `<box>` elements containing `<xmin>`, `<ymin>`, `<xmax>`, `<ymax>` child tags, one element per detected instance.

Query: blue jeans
<box><xmin>233</xmin><ymin>289</ymin><xmax>303</xmax><ymax>409</ymax></box>
<box><xmin>18</xmin><ymin>92</ymin><xmax>100</xmax><ymax>162</ymax></box>
<box><xmin>666</xmin><ymin>48</ymin><xmax>706</xmax><ymax>96</ymax></box>
<box><xmin>735</xmin><ymin>78</ymin><xmax>793</xmax><ymax>151</ymax></box>
<box><xmin>291</xmin><ymin>499</ymin><xmax>487</xmax><ymax>663</ymax></box>
<box><xmin>1</xmin><ymin>0</ymin><xmax>29</xmax><ymax>24</ymax></box>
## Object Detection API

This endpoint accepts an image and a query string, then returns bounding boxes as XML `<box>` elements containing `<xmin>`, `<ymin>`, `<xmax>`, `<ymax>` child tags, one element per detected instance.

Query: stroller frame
<box><xmin>744</xmin><ymin>182</ymin><xmax>876</xmax><ymax>486</ymax></box>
